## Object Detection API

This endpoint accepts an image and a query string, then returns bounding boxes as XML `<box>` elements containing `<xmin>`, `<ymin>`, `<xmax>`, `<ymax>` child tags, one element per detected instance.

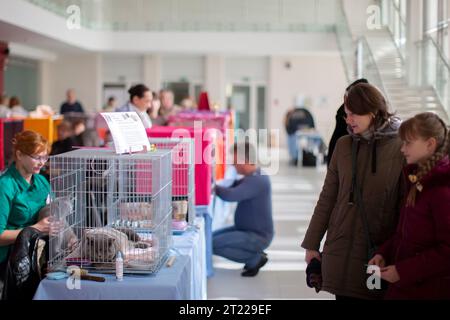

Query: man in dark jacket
<box><xmin>327</xmin><ymin>79</ymin><xmax>368</xmax><ymax>165</ymax></box>
<box><xmin>60</xmin><ymin>89</ymin><xmax>85</xmax><ymax>115</ymax></box>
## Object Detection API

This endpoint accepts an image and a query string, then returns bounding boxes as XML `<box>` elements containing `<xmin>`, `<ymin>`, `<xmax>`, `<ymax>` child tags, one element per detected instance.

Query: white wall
<box><xmin>205</xmin><ymin>55</ymin><xmax>226</xmax><ymax>108</ymax></box>
<box><xmin>269</xmin><ymin>54</ymin><xmax>348</xmax><ymax>147</ymax></box>
<box><xmin>342</xmin><ymin>0</ymin><xmax>376</xmax><ymax>37</ymax></box>
<box><xmin>102</xmin><ymin>55</ymin><xmax>143</xmax><ymax>84</ymax></box>
<box><xmin>161</xmin><ymin>55</ymin><xmax>205</xmax><ymax>83</ymax></box>
<box><xmin>225</xmin><ymin>56</ymin><xmax>269</xmax><ymax>83</ymax></box>
<box><xmin>40</xmin><ymin>53</ymin><xmax>102</xmax><ymax>112</ymax></box>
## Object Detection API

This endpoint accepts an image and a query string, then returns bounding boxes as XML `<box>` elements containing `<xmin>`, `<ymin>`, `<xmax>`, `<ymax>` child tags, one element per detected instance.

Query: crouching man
<box><xmin>213</xmin><ymin>142</ymin><xmax>274</xmax><ymax>277</ymax></box>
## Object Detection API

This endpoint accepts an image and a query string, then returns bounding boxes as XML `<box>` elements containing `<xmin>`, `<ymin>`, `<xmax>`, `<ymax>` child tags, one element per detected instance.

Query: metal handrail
<box><xmin>358</xmin><ymin>36</ymin><xmax>390</xmax><ymax>99</ymax></box>
<box><xmin>335</xmin><ymin>0</ymin><xmax>356</xmax><ymax>83</ymax></box>
<box><xmin>382</xmin><ymin>0</ymin><xmax>407</xmax><ymax>63</ymax></box>
<box><xmin>426</xmin><ymin>35</ymin><xmax>450</xmax><ymax>71</ymax></box>
<box><xmin>416</xmin><ymin>35</ymin><xmax>450</xmax><ymax>120</ymax></box>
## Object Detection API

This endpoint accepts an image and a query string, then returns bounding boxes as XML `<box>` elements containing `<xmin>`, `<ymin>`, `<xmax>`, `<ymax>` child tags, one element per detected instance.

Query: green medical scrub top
<box><xmin>0</xmin><ymin>164</ymin><xmax>50</xmax><ymax>263</ymax></box>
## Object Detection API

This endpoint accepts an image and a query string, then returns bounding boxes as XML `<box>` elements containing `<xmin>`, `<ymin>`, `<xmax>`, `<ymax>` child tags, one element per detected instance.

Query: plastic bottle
<box><xmin>116</xmin><ymin>251</ymin><xmax>123</xmax><ymax>281</ymax></box>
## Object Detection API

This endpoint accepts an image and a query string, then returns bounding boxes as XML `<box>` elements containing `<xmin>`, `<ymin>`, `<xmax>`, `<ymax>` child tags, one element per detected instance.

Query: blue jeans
<box><xmin>213</xmin><ymin>226</ymin><xmax>272</xmax><ymax>269</ymax></box>
<box><xmin>287</xmin><ymin>134</ymin><xmax>298</xmax><ymax>161</ymax></box>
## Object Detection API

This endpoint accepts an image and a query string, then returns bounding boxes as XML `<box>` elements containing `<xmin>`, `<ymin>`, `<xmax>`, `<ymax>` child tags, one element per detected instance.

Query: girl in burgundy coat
<box><xmin>369</xmin><ymin>112</ymin><xmax>450</xmax><ymax>299</ymax></box>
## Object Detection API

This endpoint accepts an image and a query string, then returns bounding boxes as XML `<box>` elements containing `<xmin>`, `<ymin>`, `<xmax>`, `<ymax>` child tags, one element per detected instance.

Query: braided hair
<box><xmin>399</xmin><ymin>112</ymin><xmax>450</xmax><ymax>207</ymax></box>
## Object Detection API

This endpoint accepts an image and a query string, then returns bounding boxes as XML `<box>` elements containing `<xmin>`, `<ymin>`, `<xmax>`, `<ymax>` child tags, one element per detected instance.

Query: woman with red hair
<box><xmin>0</xmin><ymin>131</ymin><xmax>51</xmax><ymax>291</ymax></box>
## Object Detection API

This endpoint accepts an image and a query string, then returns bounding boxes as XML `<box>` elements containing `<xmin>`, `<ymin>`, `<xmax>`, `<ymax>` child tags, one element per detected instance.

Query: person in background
<box><xmin>369</xmin><ymin>112</ymin><xmax>450</xmax><ymax>300</ymax></box>
<box><xmin>103</xmin><ymin>96</ymin><xmax>117</xmax><ymax>112</ymax></box>
<box><xmin>116</xmin><ymin>84</ymin><xmax>153</xmax><ymax>129</ymax></box>
<box><xmin>301</xmin><ymin>83</ymin><xmax>405</xmax><ymax>300</ymax></box>
<box><xmin>213</xmin><ymin>142</ymin><xmax>274</xmax><ymax>277</ymax></box>
<box><xmin>157</xmin><ymin>89</ymin><xmax>181</xmax><ymax>126</ymax></box>
<box><xmin>70</xmin><ymin>118</ymin><xmax>100</xmax><ymax>147</ymax></box>
<box><xmin>60</xmin><ymin>89</ymin><xmax>85</xmax><ymax>115</ymax></box>
<box><xmin>50</xmin><ymin>121</ymin><xmax>75</xmax><ymax>155</ymax></box>
<box><xmin>148</xmin><ymin>91</ymin><xmax>163</xmax><ymax>125</ymax></box>
<box><xmin>0</xmin><ymin>95</ymin><xmax>10</xmax><ymax>118</ymax></box>
<box><xmin>284</xmin><ymin>98</ymin><xmax>316</xmax><ymax>166</ymax></box>
<box><xmin>180</xmin><ymin>96</ymin><xmax>197</xmax><ymax>110</ymax></box>
<box><xmin>327</xmin><ymin>78</ymin><xmax>369</xmax><ymax>166</ymax></box>
<box><xmin>0</xmin><ymin>131</ymin><xmax>51</xmax><ymax>293</ymax></box>
<box><xmin>9</xmin><ymin>96</ymin><xmax>28</xmax><ymax>118</ymax></box>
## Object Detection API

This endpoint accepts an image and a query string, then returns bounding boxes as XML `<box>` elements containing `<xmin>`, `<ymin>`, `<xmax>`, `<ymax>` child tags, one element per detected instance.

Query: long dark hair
<box><xmin>345</xmin><ymin>83</ymin><xmax>394</xmax><ymax>129</ymax></box>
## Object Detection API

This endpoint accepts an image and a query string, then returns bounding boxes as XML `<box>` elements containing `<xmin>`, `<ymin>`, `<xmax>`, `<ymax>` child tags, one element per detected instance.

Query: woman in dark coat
<box><xmin>302</xmin><ymin>83</ymin><xmax>405</xmax><ymax>300</ymax></box>
<box><xmin>370</xmin><ymin>112</ymin><xmax>450</xmax><ymax>300</ymax></box>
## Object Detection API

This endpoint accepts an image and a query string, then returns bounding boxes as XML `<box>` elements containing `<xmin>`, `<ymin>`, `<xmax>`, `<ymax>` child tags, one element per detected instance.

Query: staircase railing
<box><xmin>335</xmin><ymin>0</ymin><xmax>356</xmax><ymax>83</ymax></box>
<box><xmin>380</xmin><ymin>0</ymin><xmax>407</xmax><ymax>63</ymax></box>
<box><xmin>356</xmin><ymin>37</ymin><xmax>390</xmax><ymax>101</ymax></box>
<box><xmin>417</xmin><ymin>36</ymin><xmax>450</xmax><ymax>121</ymax></box>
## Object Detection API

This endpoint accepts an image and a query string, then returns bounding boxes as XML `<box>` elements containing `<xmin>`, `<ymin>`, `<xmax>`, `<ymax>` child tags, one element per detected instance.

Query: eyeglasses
<box><xmin>27</xmin><ymin>154</ymin><xmax>49</xmax><ymax>163</ymax></box>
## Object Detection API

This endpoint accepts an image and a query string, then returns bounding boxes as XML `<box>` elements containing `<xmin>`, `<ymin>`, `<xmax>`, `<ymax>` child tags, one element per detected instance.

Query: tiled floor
<box><xmin>207</xmin><ymin>151</ymin><xmax>334</xmax><ymax>300</ymax></box>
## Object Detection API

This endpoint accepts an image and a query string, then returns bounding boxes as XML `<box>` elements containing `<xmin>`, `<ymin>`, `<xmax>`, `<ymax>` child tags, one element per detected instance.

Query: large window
<box><xmin>4</xmin><ymin>57</ymin><xmax>38</xmax><ymax>111</ymax></box>
<box><xmin>382</xmin><ymin>0</ymin><xmax>407</xmax><ymax>60</ymax></box>
<box><xmin>424</xmin><ymin>0</ymin><xmax>449</xmax><ymax>59</ymax></box>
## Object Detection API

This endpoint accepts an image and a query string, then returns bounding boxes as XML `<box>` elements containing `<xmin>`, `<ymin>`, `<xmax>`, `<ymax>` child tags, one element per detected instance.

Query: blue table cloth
<box><xmin>195</xmin><ymin>205</ymin><xmax>214</xmax><ymax>277</ymax></box>
<box><xmin>33</xmin><ymin>255</ymin><xmax>191</xmax><ymax>300</ymax></box>
<box><xmin>173</xmin><ymin>217</ymin><xmax>207</xmax><ymax>300</ymax></box>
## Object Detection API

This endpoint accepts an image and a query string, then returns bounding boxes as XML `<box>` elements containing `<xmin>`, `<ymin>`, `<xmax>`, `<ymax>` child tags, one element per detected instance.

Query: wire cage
<box><xmin>48</xmin><ymin>148</ymin><xmax>173</xmax><ymax>274</ymax></box>
<box><xmin>148</xmin><ymin>138</ymin><xmax>195</xmax><ymax>232</ymax></box>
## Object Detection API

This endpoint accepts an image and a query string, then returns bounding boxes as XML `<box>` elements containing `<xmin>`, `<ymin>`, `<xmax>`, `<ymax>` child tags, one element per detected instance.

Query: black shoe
<box><xmin>241</xmin><ymin>255</ymin><xmax>268</xmax><ymax>277</ymax></box>
<box><xmin>243</xmin><ymin>252</ymin><xmax>267</xmax><ymax>271</ymax></box>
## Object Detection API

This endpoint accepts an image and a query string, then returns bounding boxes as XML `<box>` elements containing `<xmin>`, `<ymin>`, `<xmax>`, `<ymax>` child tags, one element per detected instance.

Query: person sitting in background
<box><xmin>50</xmin><ymin>121</ymin><xmax>75</xmax><ymax>155</ymax></box>
<box><xmin>70</xmin><ymin>118</ymin><xmax>100</xmax><ymax>148</ymax></box>
<box><xmin>148</xmin><ymin>91</ymin><xmax>162</xmax><ymax>125</ymax></box>
<box><xmin>213</xmin><ymin>142</ymin><xmax>274</xmax><ymax>277</ymax></box>
<box><xmin>0</xmin><ymin>131</ymin><xmax>51</xmax><ymax>293</ymax></box>
<box><xmin>327</xmin><ymin>78</ymin><xmax>369</xmax><ymax>166</ymax></box>
<box><xmin>180</xmin><ymin>96</ymin><xmax>197</xmax><ymax>110</ymax></box>
<box><xmin>0</xmin><ymin>95</ymin><xmax>10</xmax><ymax>118</ymax></box>
<box><xmin>9</xmin><ymin>96</ymin><xmax>28</xmax><ymax>118</ymax></box>
<box><xmin>116</xmin><ymin>84</ymin><xmax>153</xmax><ymax>129</ymax></box>
<box><xmin>157</xmin><ymin>89</ymin><xmax>181</xmax><ymax>126</ymax></box>
<box><xmin>60</xmin><ymin>89</ymin><xmax>85</xmax><ymax>115</ymax></box>
<box><xmin>103</xmin><ymin>96</ymin><xmax>116</xmax><ymax>113</ymax></box>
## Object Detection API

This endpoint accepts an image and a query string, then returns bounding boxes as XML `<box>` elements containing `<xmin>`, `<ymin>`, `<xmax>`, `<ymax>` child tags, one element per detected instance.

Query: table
<box><xmin>195</xmin><ymin>205</ymin><xmax>214</xmax><ymax>278</ymax></box>
<box><xmin>33</xmin><ymin>255</ymin><xmax>191</xmax><ymax>300</ymax></box>
<box><xmin>173</xmin><ymin>217</ymin><xmax>207</xmax><ymax>300</ymax></box>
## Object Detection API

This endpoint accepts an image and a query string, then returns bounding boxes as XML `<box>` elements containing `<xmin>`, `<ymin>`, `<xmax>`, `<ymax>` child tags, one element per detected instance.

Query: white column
<box><xmin>38</xmin><ymin>60</ymin><xmax>50</xmax><ymax>106</ymax></box>
<box><xmin>94</xmin><ymin>53</ymin><xmax>102</xmax><ymax>111</ymax></box>
<box><xmin>143</xmin><ymin>54</ymin><xmax>162</xmax><ymax>92</ymax></box>
<box><xmin>205</xmin><ymin>55</ymin><xmax>226</xmax><ymax>109</ymax></box>
<box><xmin>406</xmin><ymin>0</ymin><xmax>423</xmax><ymax>87</ymax></box>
